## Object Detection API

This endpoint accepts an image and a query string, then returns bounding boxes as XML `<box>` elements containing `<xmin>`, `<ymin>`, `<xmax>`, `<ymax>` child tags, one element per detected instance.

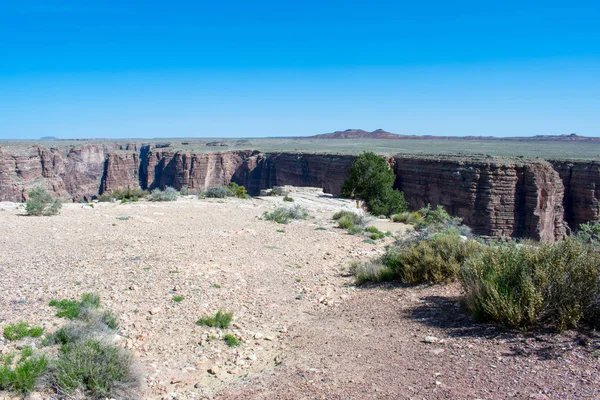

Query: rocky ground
<box><xmin>0</xmin><ymin>189</ymin><xmax>598</xmax><ymax>399</ymax></box>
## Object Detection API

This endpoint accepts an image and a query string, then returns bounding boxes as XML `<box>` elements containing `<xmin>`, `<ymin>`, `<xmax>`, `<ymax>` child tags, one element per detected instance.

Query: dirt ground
<box><xmin>0</xmin><ymin>189</ymin><xmax>598</xmax><ymax>399</ymax></box>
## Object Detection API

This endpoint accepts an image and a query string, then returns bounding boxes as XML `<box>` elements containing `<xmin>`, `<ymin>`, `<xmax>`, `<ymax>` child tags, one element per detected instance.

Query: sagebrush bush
<box><xmin>337</xmin><ymin>215</ymin><xmax>355</xmax><ymax>229</ymax></box>
<box><xmin>147</xmin><ymin>187</ymin><xmax>178</xmax><ymax>202</ymax></box>
<box><xmin>203</xmin><ymin>186</ymin><xmax>232</xmax><ymax>198</ymax></box>
<box><xmin>263</xmin><ymin>205</ymin><xmax>308</xmax><ymax>224</ymax></box>
<box><xmin>347</xmin><ymin>225</ymin><xmax>363</xmax><ymax>235</ymax></box>
<box><xmin>381</xmin><ymin>230</ymin><xmax>479</xmax><ymax>284</ymax></box>
<box><xmin>54</xmin><ymin>338</ymin><xmax>135</xmax><ymax>398</ymax></box>
<box><xmin>460</xmin><ymin>238</ymin><xmax>600</xmax><ymax>331</ymax></box>
<box><xmin>283</xmin><ymin>195</ymin><xmax>294</xmax><ymax>202</ymax></box>
<box><xmin>350</xmin><ymin>261</ymin><xmax>395</xmax><ymax>285</ymax></box>
<box><xmin>25</xmin><ymin>187</ymin><xmax>62</xmax><ymax>216</ymax></box>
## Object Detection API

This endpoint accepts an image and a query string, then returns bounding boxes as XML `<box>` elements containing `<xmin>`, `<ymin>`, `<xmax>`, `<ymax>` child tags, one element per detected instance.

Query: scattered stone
<box><xmin>207</xmin><ymin>367</ymin><xmax>219</xmax><ymax>375</ymax></box>
<box><xmin>429</xmin><ymin>348</ymin><xmax>445</xmax><ymax>355</ymax></box>
<box><xmin>254</xmin><ymin>332</ymin><xmax>263</xmax><ymax>339</ymax></box>
<box><xmin>423</xmin><ymin>335</ymin><xmax>439</xmax><ymax>344</ymax></box>
<box><xmin>149</xmin><ymin>308</ymin><xmax>161</xmax><ymax>315</ymax></box>
<box><xmin>247</xmin><ymin>353</ymin><xmax>257</xmax><ymax>361</ymax></box>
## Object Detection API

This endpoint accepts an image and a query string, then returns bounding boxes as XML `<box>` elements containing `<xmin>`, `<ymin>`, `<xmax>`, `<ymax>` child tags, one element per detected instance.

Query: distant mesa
<box><xmin>309</xmin><ymin>129</ymin><xmax>401</xmax><ymax>139</ymax></box>
<box><xmin>40</xmin><ymin>136</ymin><xmax>60</xmax><ymax>140</ymax></box>
<box><xmin>308</xmin><ymin>130</ymin><xmax>599</xmax><ymax>142</ymax></box>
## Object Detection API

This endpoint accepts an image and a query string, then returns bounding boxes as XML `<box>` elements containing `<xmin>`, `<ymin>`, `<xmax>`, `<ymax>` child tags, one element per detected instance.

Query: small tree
<box><xmin>25</xmin><ymin>187</ymin><xmax>62</xmax><ymax>216</ymax></box>
<box><xmin>341</xmin><ymin>152</ymin><xmax>407</xmax><ymax>217</ymax></box>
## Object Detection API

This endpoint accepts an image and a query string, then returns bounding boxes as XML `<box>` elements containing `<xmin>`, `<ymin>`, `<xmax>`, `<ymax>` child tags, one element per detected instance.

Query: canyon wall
<box><xmin>1</xmin><ymin>143</ymin><xmax>597</xmax><ymax>240</ymax></box>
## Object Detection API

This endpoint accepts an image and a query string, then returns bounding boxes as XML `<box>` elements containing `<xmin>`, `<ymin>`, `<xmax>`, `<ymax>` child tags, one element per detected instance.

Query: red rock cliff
<box><xmin>0</xmin><ymin>144</ymin><xmax>586</xmax><ymax>241</ymax></box>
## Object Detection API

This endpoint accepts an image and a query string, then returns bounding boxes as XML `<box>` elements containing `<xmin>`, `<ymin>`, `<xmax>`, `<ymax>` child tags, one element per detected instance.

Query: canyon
<box><xmin>0</xmin><ymin>142</ymin><xmax>598</xmax><ymax>241</ymax></box>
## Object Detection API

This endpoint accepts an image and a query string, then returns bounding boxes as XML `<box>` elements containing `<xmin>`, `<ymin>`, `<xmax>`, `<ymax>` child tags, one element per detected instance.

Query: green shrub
<box><xmin>263</xmin><ymin>205</ymin><xmax>308</xmax><ymax>224</ymax></box>
<box><xmin>350</xmin><ymin>261</ymin><xmax>395</xmax><ymax>285</ymax></box>
<box><xmin>227</xmin><ymin>182</ymin><xmax>249</xmax><ymax>199</ymax></box>
<box><xmin>172</xmin><ymin>295</ymin><xmax>184</xmax><ymax>303</ymax></box>
<box><xmin>224</xmin><ymin>334</ymin><xmax>240</xmax><ymax>347</ymax></box>
<box><xmin>392</xmin><ymin>211</ymin><xmax>424</xmax><ymax>225</ymax></box>
<box><xmin>179</xmin><ymin>186</ymin><xmax>190</xmax><ymax>196</ymax></box>
<box><xmin>204</xmin><ymin>186</ymin><xmax>232</xmax><ymax>198</ymax></box>
<box><xmin>347</xmin><ymin>225</ymin><xmax>363</xmax><ymax>235</ymax></box>
<box><xmin>341</xmin><ymin>152</ymin><xmax>407</xmax><ymax>217</ymax></box>
<box><xmin>3</xmin><ymin>322</ymin><xmax>44</xmax><ymax>341</ymax></box>
<box><xmin>337</xmin><ymin>215</ymin><xmax>355</xmax><ymax>229</ymax></box>
<box><xmin>333</xmin><ymin>210</ymin><xmax>358</xmax><ymax>221</ymax></box>
<box><xmin>0</xmin><ymin>348</ymin><xmax>48</xmax><ymax>394</ymax></box>
<box><xmin>97</xmin><ymin>194</ymin><xmax>114</xmax><ymax>202</ymax></box>
<box><xmin>575</xmin><ymin>222</ymin><xmax>600</xmax><ymax>244</ymax></box>
<box><xmin>283</xmin><ymin>195</ymin><xmax>294</xmax><ymax>202</ymax></box>
<box><xmin>25</xmin><ymin>187</ymin><xmax>62</xmax><ymax>216</ymax></box>
<box><xmin>460</xmin><ymin>238</ymin><xmax>600</xmax><ymax>331</ymax></box>
<box><xmin>49</xmin><ymin>293</ymin><xmax>101</xmax><ymax>320</ymax></box>
<box><xmin>110</xmin><ymin>188</ymin><xmax>147</xmax><ymax>201</ymax></box>
<box><xmin>363</xmin><ymin>226</ymin><xmax>386</xmax><ymax>240</ymax></box>
<box><xmin>381</xmin><ymin>230</ymin><xmax>479</xmax><ymax>284</ymax></box>
<box><xmin>147</xmin><ymin>187</ymin><xmax>178</xmax><ymax>202</ymax></box>
<box><xmin>197</xmin><ymin>310</ymin><xmax>233</xmax><ymax>329</ymax></box>
<box><xmin>54</xmin><ymin>338</ymin><xmax>135</xmax><ymax>398</ymax></box>
<box><xmin>415</xmin><ymin>204</ymin><xmax>452</xmax><ymax>229</ymax></box>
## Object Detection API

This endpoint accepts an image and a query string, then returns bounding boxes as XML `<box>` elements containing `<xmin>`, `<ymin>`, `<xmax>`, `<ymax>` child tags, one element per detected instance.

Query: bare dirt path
<box><xmin>0</xmin><ymin>191</ymin><xmax>598</xmax><ymax>399</ymax></box>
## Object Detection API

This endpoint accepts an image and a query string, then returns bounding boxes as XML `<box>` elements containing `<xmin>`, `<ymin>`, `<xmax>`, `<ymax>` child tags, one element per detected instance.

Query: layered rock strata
<box><xmin>0</xmin><ymin>143</ymin><xmax>596</xmax><ymax>241</ymax></box>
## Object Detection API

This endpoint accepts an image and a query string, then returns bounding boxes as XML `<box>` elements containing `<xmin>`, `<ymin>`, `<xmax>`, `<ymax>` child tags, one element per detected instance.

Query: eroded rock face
<box><xmin>550</xmin><ymin>160</ymin><xmax>600</xmax><ymax>231</ymax></box>
<box><xmin>391</xmin><ymin>156</ymin><xmax>566</xmax><ymax>241</ymax></box>
<box><xmin>0</xmin><ymin>143</ymin><xmax>591</xmax><ymax>241</ymax></box>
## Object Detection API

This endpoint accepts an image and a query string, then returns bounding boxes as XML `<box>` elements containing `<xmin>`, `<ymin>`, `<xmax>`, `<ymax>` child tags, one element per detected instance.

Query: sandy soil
<box><xmin>0</xmin><ymin>190</ymin><xmax>598</xmax><ymax>400</ymax></box>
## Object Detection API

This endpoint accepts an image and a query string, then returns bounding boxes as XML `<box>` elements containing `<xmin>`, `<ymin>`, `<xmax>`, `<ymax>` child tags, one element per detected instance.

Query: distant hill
<box><xmin>308</xmin><ymin>130</ymin><xmax>600</xmax><ymax>142</ymax></box>
<box><xmin>308</xmin><ymin>129</ymin><xmax>401</xmax><ymax>139</ymax></box>
<box><xmin>40</xmin><ymin>136</ymin><xmax>60</xmax><ymax>140</ymax></box>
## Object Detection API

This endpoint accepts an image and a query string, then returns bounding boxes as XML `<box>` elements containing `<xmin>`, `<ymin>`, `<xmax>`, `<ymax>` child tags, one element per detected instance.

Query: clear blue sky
<box><xmin>1</xmin><ymin>0</ymin><xmax>599</xmax><ymax>139</ymax></box>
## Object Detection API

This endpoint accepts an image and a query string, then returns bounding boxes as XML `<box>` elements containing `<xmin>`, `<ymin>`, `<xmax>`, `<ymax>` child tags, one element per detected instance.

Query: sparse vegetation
<box><xmin>224</xmin><ymin>334</ymin><xmax>240</xmax><ymax>347</ymax></box>
<box><xmin>25</xmin><ymin>187</ymin><xmax>62</xmax><ymax>216</ymax></box>
<box><xmin>147</xmin><ymin>186</ymin><xmax>178</xmax><ymax>201</ymax></box>
<box><xmin>0</xmin><ymin>347</ymin><xmax>48</xmax><ymax>394</ymax></box>
<box><xmin>392</xmin><ymin>211</ymin><xmax>424</xmax><ymax>225</ymax></box>
<box><xmin>227</xmin><ymin>182</ymin><xmax>249</xmax><ymax>199</ymax></box>
<box><xmin>49</xmin><ymin>293</ymin><xmax>100</xmax><ymax>320</ymax></box>
<box><xmin>3</xmin><ymin>322</ymin><xmax>44</xmax><ymax>341</ymax></box>
<box><xmin>341</xmin><ymin>152</ymin><xmax>407</xmax><ymax>217</ymax></box>
<box><xmin>54</xmin><ymin>338</ymin><xmax>135</xmax><ymax>398</ymax></box>
<box><xmin>172</xmin><ymin>295</ymin><xmax>184</xmax><ymax>302</ymax></box>
<box><xmin>460</xmin><ymin>238</ymin><xmax>600</xmax><ymax>331</ymax></box>
<box><xmin>381</xmin><ymin>229</ymin><xmax>479</xmax><ymax>284</ymax></box>
<box><xmin>202</xmin><ymin>183</ymin><xmax>249</xmax><ymax>199</ymax></box>
<box><xmin>263</xmin><ymin>205</ymin><xmax>309</xmax><ymax>224</ymax></box>
<box><xmin>203</xmin><ymin>186</ymin><xmax>232</xmax><ymax>198</ymax></box>
<box><xmin>197</xmin><ymin>310</ymin><xmax>233</xmax><ymax>329</ymax></box>
<box><xmin>350</xmin><ymin>261</ymin><xmax>395</xmax><ymax>285</ymax></box>
<box><xmin>347</xmin><ymin>225</ymin><xmax>363</xmax><ymax>235</ymax></box>
<box><xmin>2</xmin><ymin>293</ymin><xmax>135</xmax><ymax>398</ymax></box>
